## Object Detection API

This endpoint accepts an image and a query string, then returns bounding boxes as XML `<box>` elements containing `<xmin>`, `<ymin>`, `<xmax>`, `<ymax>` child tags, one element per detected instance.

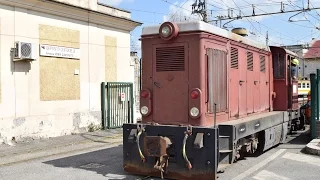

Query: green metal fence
<box><xmin>101</xmin><ymin>82</ymin><xmax>134</xmax><ymax>129</ymax></box>
<box><xmin>310</xmin><ymin>70</ymin><xmax>320</xmax><ymax>138</ymax></box>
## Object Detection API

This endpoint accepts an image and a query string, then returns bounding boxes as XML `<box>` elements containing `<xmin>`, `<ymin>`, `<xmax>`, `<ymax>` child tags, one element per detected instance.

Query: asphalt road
<box><xmin>0</xmin><ymin>128</ymin><xmax>319</xmax><ymax>180</ymax></box>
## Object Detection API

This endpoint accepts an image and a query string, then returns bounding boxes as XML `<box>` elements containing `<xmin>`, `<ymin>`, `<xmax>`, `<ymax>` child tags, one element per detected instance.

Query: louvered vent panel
<box><xmin>260</xmin><ymin>55</ymin><xmax>266</xmax><ymax>72</ymax></box>
<box><xmin>156</xmin><ymin>46</ymin><xmax>185</xmax><ymax>72</ymax></box>
<box><xmin>247</xmin><ymin>52</ymin><xmax>253</xmax><ymax>71</ymax></box>
<box><xmin>231</xmin><ymin>47</ymin><xmax>238</xmax><ymax>69</ymax></box>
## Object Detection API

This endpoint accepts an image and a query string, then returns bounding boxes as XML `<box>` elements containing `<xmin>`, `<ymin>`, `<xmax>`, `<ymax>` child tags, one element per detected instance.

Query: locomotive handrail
<box><xmin>182</xmin><ymin>133</ymin><xmax>192</xmax><ymax>170</ymax></box>
<box><xmin>137</xmin><ymin>129</ymin><xmax>146</xmax><ymax>163</ymax></box>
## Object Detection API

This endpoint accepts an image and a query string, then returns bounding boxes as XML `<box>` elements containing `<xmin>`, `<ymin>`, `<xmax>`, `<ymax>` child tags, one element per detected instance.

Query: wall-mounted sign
<box><xmin>120</xmin><ymin>93</ymin><xmax>125</xmax><ymax>102</ymax></box>
<box><xmin>40</xmin><ymin>44</ymin><xmax>80</xmax><ymax>59</ymax></box>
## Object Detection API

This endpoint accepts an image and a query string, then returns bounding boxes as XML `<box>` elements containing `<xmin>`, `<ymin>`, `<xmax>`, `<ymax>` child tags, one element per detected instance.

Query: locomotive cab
<box><xmin>270</xmin><ymin>46</ymin><xmax>303</xmax><ymax>131</ymax></box>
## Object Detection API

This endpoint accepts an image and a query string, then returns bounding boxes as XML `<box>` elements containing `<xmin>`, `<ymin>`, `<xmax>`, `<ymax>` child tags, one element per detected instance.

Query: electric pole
<box><xmin>191</xmin><ymin>0</ymin><xmax>208</xmax><ymax>22</ymax></box>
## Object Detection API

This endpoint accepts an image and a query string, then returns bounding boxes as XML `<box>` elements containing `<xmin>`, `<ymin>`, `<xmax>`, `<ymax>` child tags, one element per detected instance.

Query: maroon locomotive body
<box><xmin>140</xmin><ymin>21</ymin><xmax>273</xmax><ymax>127</ymax></box>
<box><xmin>123</xmin><ymin>21</ymin><xmax>303</xmax><ymax>180</ymax></box>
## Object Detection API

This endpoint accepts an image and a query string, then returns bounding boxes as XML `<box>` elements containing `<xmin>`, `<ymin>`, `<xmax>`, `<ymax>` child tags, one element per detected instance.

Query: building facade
<box><xmin>0</xmin><ymin>0</ymin><xmax>141</xmax><ymax>144</ymax></box>
<box><xmin>303</xmin><ymin>39</ymin><xmax>320</xmax><ymax>78</ymax></box>
<box><xmin>283</xmin><ymin>39</ymin><xmax>320</xmax><ymax>80</ymax></box>
<box><xmin>130</xmin><ymin>51</ymin><xmax>141</xmax><ymax>122</ymax></box>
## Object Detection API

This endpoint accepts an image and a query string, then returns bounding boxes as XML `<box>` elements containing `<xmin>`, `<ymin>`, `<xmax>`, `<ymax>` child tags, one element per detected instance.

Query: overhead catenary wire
<box><xmin>169</xmin><ymin>0</ymin><xmax>191</xmax><ymax>20</ymax></box>
<box><xmin>241</xmin><ymin>1</ymin><xmax>310</xmax><ymax>41</ymax></box>
<box><xmin>160</xmin><ymin>0</ymin><xmax>201</xmax><ymax>21</ymax></box>
<box><xmin>221</xmin><ymin>0</ymin><xmax>315</xmax><ymax>44</ymax></box>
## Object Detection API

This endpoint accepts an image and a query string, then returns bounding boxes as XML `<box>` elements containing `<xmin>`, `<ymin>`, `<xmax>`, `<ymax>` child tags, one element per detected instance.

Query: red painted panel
<box><xmin>260</xmin><ymin>55</ymin><xmax>268</xmax><ymax>111</ymax></box>
<box><xmin>230</xmin><ymin>69</ymin><xmax>239</xmax><ymax>117</ymax></box>
<box><xmin>230</xmin><ymin>46</ymin><xmax>239</xmax><ymax>117</ymax></box>
<box><xmin>247</xmin><ymin>71</ymin><xmax>254</xmax><ymax>113</ymax></box>
<box><xmin>239</xmin><ymin>49</ymin><xmax>247</xmax><ymax>116</ymax></box>
<box><xmin>273</xmin><ymin>80</ymin><xmax>287</xmax><ymax>110</ymax></box>
<box><xmin>253</xmin><ymin>53</ymin><xmax>260</xmax><ymax>112</ymax></box>
<box><xmin>152</xmin><ymin>43</ymin><xmax>189</xmax><ymax>123</ymax></box>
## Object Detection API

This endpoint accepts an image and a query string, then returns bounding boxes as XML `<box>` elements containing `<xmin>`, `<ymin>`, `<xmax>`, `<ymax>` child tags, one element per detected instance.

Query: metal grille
<box><xmin>260</xmin><ymin>55</ymin><xmax>266</xmax><ymax>72</ymax></box>
<box><xmin>207</xmin><ymin>48</ymin><xmax>227</xmax><ymax>113</ymax></box>
<box><xmin>156</xmin><ymin>46</ymin><xmax>185</xmax><ymax>72</ymax></box>
<box><xmin>21</xmin><ymin>43</ymin><xmax>32</xmax><ymax>57</ymax></box>
<box><xmin>104</xmin><ymin>82</ymin><xmax>133</xmax><ymax>129</ymax></box>
<box><xmin>247</xmin><ymin>51</ymin><xmax>253</xmax><ymax>71</ymax></box>
<box><xmin>231</xmin><ymin>47</ymin><xmax>238</xmax><ymax>69</ymax></box>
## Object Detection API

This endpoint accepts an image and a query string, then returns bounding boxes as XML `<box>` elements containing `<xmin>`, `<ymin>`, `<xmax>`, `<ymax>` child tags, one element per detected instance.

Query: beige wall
<box><xmin>0</xmin><ymin>2</ymin><xmax>138</xmax><ymax>144</ymax></box>
<box><xmin>105</xmin><ymin>36</ymin><xmax>117</xmax><ymax>82</ymax></box>
<box><xmin>39</xmin><ymin>24</ymin><xmax>81</xmax><ymax>101</ymax></box>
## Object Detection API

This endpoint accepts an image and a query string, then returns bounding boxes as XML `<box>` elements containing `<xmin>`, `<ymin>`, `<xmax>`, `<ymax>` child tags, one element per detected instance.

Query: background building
<box><xmin>130</xmin><ymin>51</ymin><xmax>141</xmax><ymax>122</ymax></box>
<box><xmin>303</xmin><ymin>39</ymin><xmax>320</xmax><ymax>78</ymax></box>
<box><xmin>281</xmin><ymin>44</ymin><xmax>308</xmax><ymax>79</ymax></box>
<box><xmin>282</xmin><ymin>39</ymin><xmax>320</xmax><ymax>80</ymax></box>
<box><xmin>0</xmin><ymin>0</ymin><xmax>141</xmax><ymax>144</ymax></box>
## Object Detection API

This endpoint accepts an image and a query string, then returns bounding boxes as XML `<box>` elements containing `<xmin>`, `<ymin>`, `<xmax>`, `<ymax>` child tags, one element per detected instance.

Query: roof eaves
<box><xmin>47</xmin><ymin>0</ymin><xmax>142</xmax><ymax>25</ymax></box>
<box><xmin>97</xmin><ymin>2</ymin><xmax>131</xmax><ymax>13</ymax></box>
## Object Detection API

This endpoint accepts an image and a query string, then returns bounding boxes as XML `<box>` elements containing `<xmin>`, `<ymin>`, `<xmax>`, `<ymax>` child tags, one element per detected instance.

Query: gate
<box><xmin>101</xmin><ymin>82</ymin><xmax>134</xmax><ymax>129</ymax></box>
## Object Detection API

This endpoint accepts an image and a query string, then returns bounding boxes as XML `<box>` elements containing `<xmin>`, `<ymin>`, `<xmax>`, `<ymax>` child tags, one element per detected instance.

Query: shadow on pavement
<box><xmin>286</xmin><ymin>129</ymin><xmax>312</xmax><ymax>145</ymax></box>
<box><xmin>42</xmin><ymin>145</ymin><xmax>146</xmax><ymax>180</ymax></box>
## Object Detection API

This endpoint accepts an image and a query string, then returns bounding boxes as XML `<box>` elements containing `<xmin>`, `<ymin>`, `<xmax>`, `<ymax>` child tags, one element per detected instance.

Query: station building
<box><xmin>0</xmin><ymin>0</ymin><xmax>141</xmax><ymax>144</ymax></box>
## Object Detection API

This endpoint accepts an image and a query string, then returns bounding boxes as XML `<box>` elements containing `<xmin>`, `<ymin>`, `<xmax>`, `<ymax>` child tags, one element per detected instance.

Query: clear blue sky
<box><xmin>100</xmin><ymin>0</ymin><xmax>320</xmax><ymax>55</ymax></box>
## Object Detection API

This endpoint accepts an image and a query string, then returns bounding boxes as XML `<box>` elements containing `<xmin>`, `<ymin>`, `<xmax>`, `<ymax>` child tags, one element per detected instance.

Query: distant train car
<box><xmin>298</xmin><ymin>79</ymin><xmax>310</xmax><ymax>97</ymax></box>
<box><xmin>122</xmin><ymin>21</ymin><xmax>305</xmax><ymax>180</ymax></box>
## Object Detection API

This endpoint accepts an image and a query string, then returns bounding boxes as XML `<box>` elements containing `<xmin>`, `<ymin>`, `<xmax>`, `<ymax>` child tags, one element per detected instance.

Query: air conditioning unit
<box><xmin>13</xmin><ymin>41</ymin><xmax>37</xmax><ymax>61</ymax></box>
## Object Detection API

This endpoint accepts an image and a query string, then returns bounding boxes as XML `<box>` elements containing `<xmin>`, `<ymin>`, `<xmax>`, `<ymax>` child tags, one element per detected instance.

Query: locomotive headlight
<box><xmin>190</xmin><ymin>107</ymin><xmax>199</xmax><ymax>117</ymax></box>
<box><xmin>161</xmin><ymin>25</ymin><xmax>171</xmax><ymax>37</ymax></box>
<box><xmin>159</xmin><ymin>22</ymin><xmax>178</xmax><ymax>40</ymax></box>
<box><xmin>141</xmin><ymin>106</ymin><xmax>149</xmax><ymax>115</ymax></box>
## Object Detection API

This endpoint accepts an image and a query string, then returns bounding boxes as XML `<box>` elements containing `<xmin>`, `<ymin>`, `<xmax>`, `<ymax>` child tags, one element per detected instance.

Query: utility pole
<box><xmin>266</xmin><ymin>31</ymin><xmax>269</xmax><ymax>46</ymax></box>
<box><xmin>191</xmin><ymin>0</ymin><xmax>208</xmax><ymax>22</ymax></box>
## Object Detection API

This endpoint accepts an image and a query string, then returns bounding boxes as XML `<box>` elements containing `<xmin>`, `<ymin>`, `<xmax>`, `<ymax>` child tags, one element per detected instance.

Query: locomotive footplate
<box><xmin>123</xmin><ymin>123</ymin><xmax>219</xmax><ymax>180</ymax></box>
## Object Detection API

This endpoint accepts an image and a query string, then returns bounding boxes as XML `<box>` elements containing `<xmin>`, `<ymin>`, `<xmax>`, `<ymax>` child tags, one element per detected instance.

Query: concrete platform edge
<box><xmin>305</xmin><ymin>139</ymin><xmax>320</xmax><ymax>156</ymax></box>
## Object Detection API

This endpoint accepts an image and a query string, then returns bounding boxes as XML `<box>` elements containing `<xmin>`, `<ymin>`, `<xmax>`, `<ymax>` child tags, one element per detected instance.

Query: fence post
<box><xmin>101</xmin><ymin>82</ymin><xmax>106</xmax><ymax>130</ymax></box>
<box><xmin>311</xmin><ymin>73</ymin><xmax>317</xmax><ymax>138</ymax></box>
<box><xmin>317</xmin><ymin>69</ymin><xmax>320</xmax><ymax>121</ymax></box>
<box><xmin>107</xmin><ymin>83</ymin><xmax>111</xmax><ymax>129</ymax></box>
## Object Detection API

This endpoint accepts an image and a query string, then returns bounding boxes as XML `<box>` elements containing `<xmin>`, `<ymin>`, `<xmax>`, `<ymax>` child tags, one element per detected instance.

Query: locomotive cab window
<box><xmin>273</xmin><ymin>53</ymin><xmax>285</xmax><ymax>79</ymax></box>
<box><xmin>207</xmin><ymin>48</ymin><xmax>227</xmax><ymax>113</ymax></box>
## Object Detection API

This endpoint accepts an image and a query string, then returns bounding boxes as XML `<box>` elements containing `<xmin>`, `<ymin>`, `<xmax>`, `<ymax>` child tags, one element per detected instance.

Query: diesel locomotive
<box><xmin>122</xmin><ymin>21</ymin><xmax>304</xmax><ymax>180</ymax></box>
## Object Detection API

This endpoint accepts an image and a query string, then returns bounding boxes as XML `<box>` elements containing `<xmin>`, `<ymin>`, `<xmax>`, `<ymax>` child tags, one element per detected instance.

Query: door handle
<box><xmin>154</xmin><ymin>82</ymin><xmax>161</xmax><ymax>88</ymax></box>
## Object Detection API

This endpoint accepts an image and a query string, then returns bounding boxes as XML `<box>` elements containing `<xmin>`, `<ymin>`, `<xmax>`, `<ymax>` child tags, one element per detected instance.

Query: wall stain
<box><xmin>13</xmin><ymin>117</ymin><xmax>25</xmax><ymax>127</ymax></box>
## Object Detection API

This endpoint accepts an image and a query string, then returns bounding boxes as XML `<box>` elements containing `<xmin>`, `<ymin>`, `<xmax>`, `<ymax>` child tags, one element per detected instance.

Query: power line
<box><xmin>208</xmin><ymin>0</ymin><xmax>320</xmax><ymax>22</ymax></box>
<box><xmin>238</xmin><ymin>0</ymin><xmax>314</xmax><ymax>43</ymax></box>
<box><xmin>170</xmin><ymin>0</ymin><xmax>190</xmax><ymax>20</ymax></box>
<box><xmin>160</xmin><ymin>0</ymin><xmax>201</xmax><ymax>21</ymax></box>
